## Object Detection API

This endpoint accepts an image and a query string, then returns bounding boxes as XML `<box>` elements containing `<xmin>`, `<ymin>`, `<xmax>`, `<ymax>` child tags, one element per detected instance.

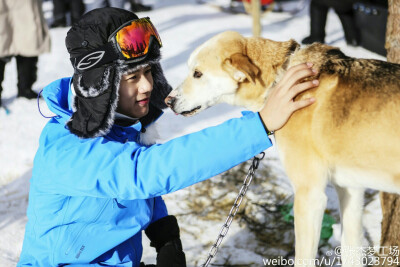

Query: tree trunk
<box><xmin>379</xmin><ymin>1</ymin><xmax>400</xmax><ymax>266</ymax></box>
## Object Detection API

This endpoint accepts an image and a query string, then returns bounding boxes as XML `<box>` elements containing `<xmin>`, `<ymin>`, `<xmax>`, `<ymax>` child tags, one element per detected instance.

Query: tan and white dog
<box><xmin>165</xmin><ymin>31</ymin><xmax>400</xmax><ymax>266</ymax></box>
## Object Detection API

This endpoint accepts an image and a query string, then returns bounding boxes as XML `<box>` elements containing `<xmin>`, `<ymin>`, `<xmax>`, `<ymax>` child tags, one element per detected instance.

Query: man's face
<box><xmin>117</xmin><ymin>66</ymin><xmax>154</xmax><ymax>118</ymax></box>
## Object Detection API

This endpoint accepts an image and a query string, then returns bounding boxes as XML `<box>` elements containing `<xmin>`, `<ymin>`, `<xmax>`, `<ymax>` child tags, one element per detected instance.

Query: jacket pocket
<box><xmin>64</xmin><ymin>199</ymin><xmax>111</xmax><ymax>256</ymax></box>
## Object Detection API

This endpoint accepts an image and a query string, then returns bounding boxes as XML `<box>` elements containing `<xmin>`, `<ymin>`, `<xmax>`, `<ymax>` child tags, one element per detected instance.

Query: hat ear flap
<box><xmin>139</xmin><ymin>63</ymin><xmax>172</xmax><ymax>127</ymax></box>
<box><xmin>150</xmin><ymin>63</ymin><xmax>172</xmax><ymax>110</ymax></box>
<box><xmin>223</xmin><ymin>53</ymin><xmax>260</xmax><ymax>84</ymax></box>
<box><xmin>73</xmin><ymin>66</ymin><xmax>111</xmax><ymax>98</ymax></box>
<box><xmin>67</xmin><ymin>65</ymin><xmax>119</xmax><ymax>138</ymax></box>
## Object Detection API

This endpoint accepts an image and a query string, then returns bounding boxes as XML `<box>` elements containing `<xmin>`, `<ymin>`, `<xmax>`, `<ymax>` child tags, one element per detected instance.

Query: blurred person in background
<box><xmin>50</xmin><ymin>0</ymin><xmax>85</xmax><ymax>28</ymax></box>
<box><xmin>84</xmin><ymin>0</ymin><xmax>127</xmax><ymax>12</ymax></box>
<box><xmin>130</xmin><ymin>0</ymin><xmax>152</xmax><ymax>12</ymax></box>
<box><xmin>302</xmin><ymin>0</ymin><xmax>359</xmax><ymax>46</ymax></box>
<box><xmin>0</xmin><ymin>0</ymin><xmax>51</xmax><ymax>107</ymax></box>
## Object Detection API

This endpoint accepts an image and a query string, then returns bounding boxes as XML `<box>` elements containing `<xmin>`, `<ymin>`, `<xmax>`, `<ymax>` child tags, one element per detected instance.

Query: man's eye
<box><xmin>193</xmin><ymin>70</ymin><xmax>203</xmax><ymax>78</ymax></box>
<box><xmin>129</xmin><ymin>75</ymin><xmax>137</xmax><ymax>80</ymax></box>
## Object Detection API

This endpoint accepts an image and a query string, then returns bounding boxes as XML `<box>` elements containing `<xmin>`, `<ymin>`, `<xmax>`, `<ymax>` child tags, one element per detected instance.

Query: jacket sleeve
<box><xmin>33</xmin><ymin>111</ymin><xmax>272</xmax><ymax>199</ymax></box>
<box><xmin>151</xmin><ymin>196</ymin><xmax>168</xmax><ymax>223</ymax></box>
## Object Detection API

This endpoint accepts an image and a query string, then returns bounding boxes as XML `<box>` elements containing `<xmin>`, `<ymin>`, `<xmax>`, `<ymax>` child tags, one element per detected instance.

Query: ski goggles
<box><xmin>71</xmin><ymin>17</ymin><xmax>162</xmax><ymax>72</ymax></box>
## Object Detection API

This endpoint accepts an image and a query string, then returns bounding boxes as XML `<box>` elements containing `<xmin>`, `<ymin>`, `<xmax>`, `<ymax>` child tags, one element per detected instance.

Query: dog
<box><xmin>164</xmin><ymin>31</ymin><xmax>400</xmax><ymax>266</ymax></box>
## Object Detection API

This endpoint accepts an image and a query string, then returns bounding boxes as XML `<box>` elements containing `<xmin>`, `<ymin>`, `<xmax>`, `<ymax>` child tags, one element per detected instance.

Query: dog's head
<box><xmin>165</xmin><ymin>31</ymin><xmax>263</xmax><ymax>116</ymax></box>
<box><xmin>165</xmin><ymin>31</ymin><xmax>299</xmax><ymax>116</ymax></box>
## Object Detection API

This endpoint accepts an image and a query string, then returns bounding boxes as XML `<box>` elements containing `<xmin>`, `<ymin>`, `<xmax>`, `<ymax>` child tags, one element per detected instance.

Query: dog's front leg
<box><xmin>334</xmin><ymin>184</ymin><xmax>365</xmax><ymax>267</ymax></box>
<box><xmin>281</xmin><ymin>151</ymin><xmax>328</xmax><ymax>267</ymax></box>
<box><xmin>293</xmin><ymin>184</ymin><xmax>327</xmax><ymax>267</ymax></box>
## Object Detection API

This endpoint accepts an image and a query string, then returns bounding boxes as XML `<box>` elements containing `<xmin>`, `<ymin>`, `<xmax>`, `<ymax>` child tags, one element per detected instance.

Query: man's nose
<box><xmin>165</xmin><ymin>96</ymin><xmax>176</xmax><ymax>107</ymax></box>
<box><xmin>138</xmin><ymin>76</ymin><xmax>153</xmax><ymax>94</ymax></box>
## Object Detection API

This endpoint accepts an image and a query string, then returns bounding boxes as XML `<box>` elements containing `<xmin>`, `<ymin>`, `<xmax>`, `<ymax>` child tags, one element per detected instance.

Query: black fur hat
<box><xmin>65</xmin><ymin>7</ymin><xmax>172</xmax><ymax>138</ymax></box>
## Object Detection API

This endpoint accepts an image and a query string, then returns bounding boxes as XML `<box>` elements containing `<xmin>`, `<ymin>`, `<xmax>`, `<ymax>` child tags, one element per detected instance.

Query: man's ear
<box><xmin>223</xmin><ymin>53</ymin><xmax>260</xmax><ymax>84</ymax></box>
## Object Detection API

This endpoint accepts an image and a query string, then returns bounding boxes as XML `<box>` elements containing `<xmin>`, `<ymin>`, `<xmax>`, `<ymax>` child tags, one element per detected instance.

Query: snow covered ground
<box><xmin>0</xmin><ymin>0</ymin><xmax>386</xmax><ymax>266</ymax></box>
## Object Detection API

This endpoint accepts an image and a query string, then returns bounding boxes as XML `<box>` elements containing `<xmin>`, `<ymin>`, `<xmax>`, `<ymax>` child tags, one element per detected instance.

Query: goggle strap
<box><xmin>71</xmin><ymin>42</ymin><xmax>120</xmax><ymax>73</ymax></box>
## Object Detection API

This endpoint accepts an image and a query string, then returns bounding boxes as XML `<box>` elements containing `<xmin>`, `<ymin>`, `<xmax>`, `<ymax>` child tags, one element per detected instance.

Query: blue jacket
<box><xmin>18</xmin><ymin>77</ymin><xmax>272</xmax><ymax>266</ymax></box>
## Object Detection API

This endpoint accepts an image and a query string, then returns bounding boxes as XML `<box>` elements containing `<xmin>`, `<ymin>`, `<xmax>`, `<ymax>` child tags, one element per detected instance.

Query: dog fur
<box><xmin>166</xmin><ymin>31</ymin><xmax>400</xmax><ymax>267</ymax></box>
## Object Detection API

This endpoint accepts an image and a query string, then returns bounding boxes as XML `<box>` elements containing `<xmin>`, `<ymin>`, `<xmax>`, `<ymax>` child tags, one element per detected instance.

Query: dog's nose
<box><xmin>165</xmin><ymin>96</ymin><xmax>176</xmax><ymax>107</ymax></box>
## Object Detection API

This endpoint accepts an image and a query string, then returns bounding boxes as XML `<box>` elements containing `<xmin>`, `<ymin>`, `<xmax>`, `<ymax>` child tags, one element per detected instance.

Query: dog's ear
<box><xmin>223</xmin><ymin>53</ymin><xmax>260</xmax><ymax>84</ymax></box>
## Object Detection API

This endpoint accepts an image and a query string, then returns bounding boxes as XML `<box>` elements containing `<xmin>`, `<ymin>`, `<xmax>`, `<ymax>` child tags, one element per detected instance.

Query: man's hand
<box><xmin>259</xmin><ymin>62</ymin><xmax>319</xmax><ymax>132</ymax></box>
<box><xmin>145</xmin><ymin>215</ymin><xmax>186</xmax><ymax>267</ymax></box>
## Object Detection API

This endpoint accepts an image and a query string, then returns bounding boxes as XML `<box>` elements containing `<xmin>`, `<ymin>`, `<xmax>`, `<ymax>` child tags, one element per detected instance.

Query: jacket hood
<box><xmin>41</xmin><ymin>78</ymin><xmax>74</xmax><ymax>124</ymax></box>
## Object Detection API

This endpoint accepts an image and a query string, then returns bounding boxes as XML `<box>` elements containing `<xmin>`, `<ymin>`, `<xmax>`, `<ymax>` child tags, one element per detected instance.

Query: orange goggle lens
<box><xmin>114</xmin><ymin>17</ymin><xmax>162</xmax><ymax>59</ymax></box>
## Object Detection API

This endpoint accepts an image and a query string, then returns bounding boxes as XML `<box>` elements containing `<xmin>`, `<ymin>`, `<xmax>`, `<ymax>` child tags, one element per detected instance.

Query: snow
<box><xmin>0</xmin><ymin>0</ymin><xmax>386</xmax><ymax>266</ymax></box>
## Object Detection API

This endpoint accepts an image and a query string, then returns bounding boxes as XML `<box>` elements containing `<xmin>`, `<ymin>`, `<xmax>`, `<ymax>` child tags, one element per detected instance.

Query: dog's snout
<box><xmin>165</xmin><ymin>96</ymin><xmax>176</xmax><ymax>107</ymax></box>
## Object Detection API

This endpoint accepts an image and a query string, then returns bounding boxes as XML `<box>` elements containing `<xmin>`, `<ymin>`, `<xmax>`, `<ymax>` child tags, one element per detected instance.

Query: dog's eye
<box><xmin>193</xmin><ymin>70</ymin><xmax>203</xmax><ymax>78</ymax></box>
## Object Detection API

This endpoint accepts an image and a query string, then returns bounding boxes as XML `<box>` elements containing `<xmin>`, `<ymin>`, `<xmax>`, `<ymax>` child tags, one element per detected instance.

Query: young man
<box><xmin>18</xmin><ymin>7</ymin><xmax>318</xmax><ymax>267</ymax></box>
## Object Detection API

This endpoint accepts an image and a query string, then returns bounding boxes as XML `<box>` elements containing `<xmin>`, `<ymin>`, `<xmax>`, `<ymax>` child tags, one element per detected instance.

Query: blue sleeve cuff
<box><xmin>242</xmin><ymin>110</ymin><xmax>273</xmax><ymax>136</ymax></box>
